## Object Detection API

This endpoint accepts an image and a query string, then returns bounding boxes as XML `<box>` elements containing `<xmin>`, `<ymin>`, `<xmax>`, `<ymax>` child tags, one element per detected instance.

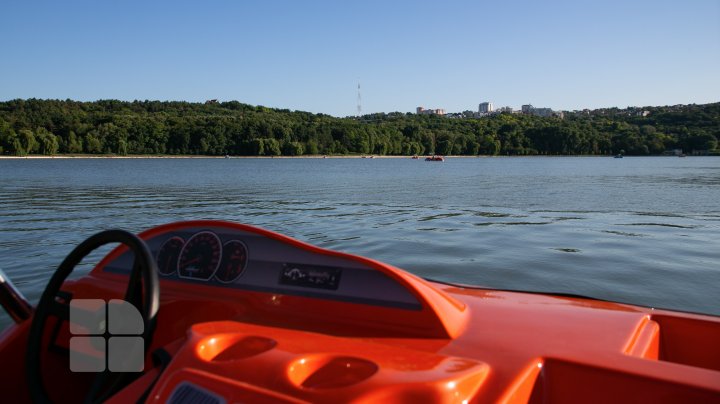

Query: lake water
<box><xmin>1</xmin><ymin>156</ymin><xmax>719</xmax><ymax>329</ymax></box>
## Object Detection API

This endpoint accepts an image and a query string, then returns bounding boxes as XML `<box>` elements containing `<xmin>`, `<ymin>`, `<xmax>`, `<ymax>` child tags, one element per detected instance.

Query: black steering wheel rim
<box><xmin>26</xmin><ymin>229</ymin><xmax>160</xmax><ymax>404</ymax></box>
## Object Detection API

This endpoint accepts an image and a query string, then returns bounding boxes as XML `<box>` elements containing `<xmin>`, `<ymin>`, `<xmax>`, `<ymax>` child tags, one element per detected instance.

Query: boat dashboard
<box><xmin>93</xmin><ymin>220</ymin><xmax>465</xmax><ymax>339</ymax></box>
<box><xmin>102</xmin><ymin>225</ymin><xmax>421</xmax><ymax>311</ymax></box>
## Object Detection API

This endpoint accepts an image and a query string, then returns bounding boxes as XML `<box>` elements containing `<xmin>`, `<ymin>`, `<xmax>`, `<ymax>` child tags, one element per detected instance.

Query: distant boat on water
<box><xmin>425</xmin><ymin>155</ymin><xmax>445</xmax><ymax>162</ymax></box>
<box><xmin>614</xmin><ymin>154</ymin><xmax>623</xmax><ymax>159</ymax></box>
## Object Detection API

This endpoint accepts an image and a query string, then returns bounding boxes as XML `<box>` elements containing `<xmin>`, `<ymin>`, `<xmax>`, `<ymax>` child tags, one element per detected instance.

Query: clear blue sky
<box><xmin>2</xmin><ymin>0</ymin><xmax>718</xmax><ymax>116</ymax></box>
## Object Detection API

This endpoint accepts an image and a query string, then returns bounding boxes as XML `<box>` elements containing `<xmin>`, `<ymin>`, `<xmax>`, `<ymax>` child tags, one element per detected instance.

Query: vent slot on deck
<box><xmin>168</xmin><ymin>382</ymin><xmax>226</xmax><ymax>404</ymax></box>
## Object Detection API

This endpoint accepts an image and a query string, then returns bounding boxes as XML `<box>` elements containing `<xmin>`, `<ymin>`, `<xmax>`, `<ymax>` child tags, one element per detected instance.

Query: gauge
<box><xmin>156</xmin><ymin>236</ymin><xmax>184</xmax><ymax>276</ymax></box>
<box><xmin>177</xmin><ymin>231</ymin><xmax>222</xmax><ymax>281</ymax></box>
<box><xmin>215</xmin><ymin>240</ymin><xmax>249</xmax><ymax>283</ymax></box>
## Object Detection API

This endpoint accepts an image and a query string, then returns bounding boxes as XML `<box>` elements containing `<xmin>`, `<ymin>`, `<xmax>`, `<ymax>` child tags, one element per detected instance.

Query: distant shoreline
<box><xmin>0</xmin><ymin>154</ymin><xmax>423</xmax><ymax>159</ymax></box>
<box><xmin>0</xmin><ymin>154</ymin><xmax>626</xmax><ymax>159</ymax></box>
<box><xmin>2</xmin><ymin>100</ymin><xmax>716</xmax><ymax>158</ymax></box>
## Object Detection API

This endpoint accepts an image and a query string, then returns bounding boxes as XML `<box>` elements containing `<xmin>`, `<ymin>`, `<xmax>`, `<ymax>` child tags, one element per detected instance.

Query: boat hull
<box><xmin>0</xmin><ymin>220</ymin><xmax>718</xmax><ymax>403</ymax></box>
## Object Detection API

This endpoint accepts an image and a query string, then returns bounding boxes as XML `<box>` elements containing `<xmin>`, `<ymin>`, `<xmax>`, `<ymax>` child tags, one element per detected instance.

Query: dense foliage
<box><xmin>0</xmin><ymin>99</ymin><xmax>717</xmax><ymax>156</ymax></box>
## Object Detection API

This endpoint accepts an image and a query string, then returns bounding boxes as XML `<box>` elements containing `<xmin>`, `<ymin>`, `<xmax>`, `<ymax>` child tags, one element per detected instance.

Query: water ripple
<box><xmin>623</xmin><ymin>223</ymin><xmax>698</xmax><ymax>229</ymax></box>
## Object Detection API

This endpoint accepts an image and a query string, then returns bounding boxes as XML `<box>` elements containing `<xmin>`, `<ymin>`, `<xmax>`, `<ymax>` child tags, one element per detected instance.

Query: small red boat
<box><xmin>1</xmin><ymin>220</ymin><xmax>719</xmax><ymax>403</ymax></box>
<box><xmin>425</xmin><ymin>155</ymin><xmax>445</xmax><ymax>162</ymax></box>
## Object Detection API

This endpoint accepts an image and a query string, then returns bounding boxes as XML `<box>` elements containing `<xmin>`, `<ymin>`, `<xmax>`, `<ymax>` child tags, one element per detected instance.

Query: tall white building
<box><xmin>479</xmin><ymin>102</ymin><xmax>494</xmax><ymax>114</ymax></box>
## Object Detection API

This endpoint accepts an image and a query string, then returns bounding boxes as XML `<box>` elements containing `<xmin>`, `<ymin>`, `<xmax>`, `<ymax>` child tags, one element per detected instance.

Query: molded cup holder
<box><xmin>287</xmin><ymin>355</ymin><xmax>378</xmax><ymax>389</ymax></box>
<box><xmin>196</xmin><ymin>335</ymin><xmax>277</xmax><ymax>362</ymax></box>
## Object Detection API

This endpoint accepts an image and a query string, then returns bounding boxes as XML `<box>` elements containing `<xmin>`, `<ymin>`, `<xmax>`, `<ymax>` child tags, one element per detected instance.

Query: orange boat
<box><xmin>1</xmin><ymin>220</ymin><xmax>719</xmax><ymax>403</ymax></box>
<box><xmin>425</xmin><ymin>155</ymin><xmax>445</xmax><ymax>161</ymax></box>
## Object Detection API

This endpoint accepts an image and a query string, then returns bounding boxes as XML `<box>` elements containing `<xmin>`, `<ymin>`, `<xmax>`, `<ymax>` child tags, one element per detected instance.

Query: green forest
<box><xmin>0</xmin><ymin>99</ymin><xmax>718</xmax><ymax>157</ymax></box>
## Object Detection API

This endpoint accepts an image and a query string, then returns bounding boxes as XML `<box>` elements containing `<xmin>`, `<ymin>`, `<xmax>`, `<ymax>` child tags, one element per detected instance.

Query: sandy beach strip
<box><xmin>0</xmin><ymin>154</ymin><xmax>483</xmax><ymax>159</ymax></box>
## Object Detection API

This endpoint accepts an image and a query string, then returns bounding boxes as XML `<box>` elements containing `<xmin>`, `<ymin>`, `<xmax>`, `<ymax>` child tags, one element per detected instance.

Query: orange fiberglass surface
<box><xmin>0</xmin><ymin>220</ymin><xmax>719</xmax><ymax>403</ymax></box>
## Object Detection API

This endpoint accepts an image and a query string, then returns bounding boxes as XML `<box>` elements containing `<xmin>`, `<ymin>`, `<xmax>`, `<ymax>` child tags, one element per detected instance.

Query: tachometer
<box><xmin>156</xmin><ymin>236</ymin><xmax>184</xmax><ymax>276</ymax></box>
<box><xmin>215</xmin><ymin>240</ymin><xmax>249</xmax><ymax>283</ymax></box>
<box><xmin>177</xmin><ymin>231</ymin><xmax>222</xmax><ymax>281</ymax></box>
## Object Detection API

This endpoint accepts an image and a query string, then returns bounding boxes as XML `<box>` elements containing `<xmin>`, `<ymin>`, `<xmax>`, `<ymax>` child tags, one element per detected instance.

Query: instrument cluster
<box><xmin>155</xmin><ymin>230</ymin><xmax>249</xmax><ymax>284</ymax></box>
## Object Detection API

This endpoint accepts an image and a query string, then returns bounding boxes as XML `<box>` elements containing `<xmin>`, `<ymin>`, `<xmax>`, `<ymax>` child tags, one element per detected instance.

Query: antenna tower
<box><xmin>357</xmin><ymin>82</ymin><xmax>362</xmax><ymax>116</ymax></box>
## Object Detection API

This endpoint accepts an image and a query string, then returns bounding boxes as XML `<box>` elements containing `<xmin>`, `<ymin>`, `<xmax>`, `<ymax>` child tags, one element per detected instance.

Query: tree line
<box><xmin>0</xmin><ymin>99</ymin><xmax>717</xmax><ymax>157</ymax></box>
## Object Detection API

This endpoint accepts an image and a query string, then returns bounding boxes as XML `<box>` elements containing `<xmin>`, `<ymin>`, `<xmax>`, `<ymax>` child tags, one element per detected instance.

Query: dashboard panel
<box><xmin>102</xmin><ymin>226</ymin><xmax>421</xmax><ymax>310</ymax></box>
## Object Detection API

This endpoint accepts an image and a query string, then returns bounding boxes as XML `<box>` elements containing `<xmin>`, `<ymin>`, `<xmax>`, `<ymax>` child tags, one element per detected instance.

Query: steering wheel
<box><xmin>26</xmin><ymin>230</ymin><xmax>160</xmax><ymax>403</ymax></box>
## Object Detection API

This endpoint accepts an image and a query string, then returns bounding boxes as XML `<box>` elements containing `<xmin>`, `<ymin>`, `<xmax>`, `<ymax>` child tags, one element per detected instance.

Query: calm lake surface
<box><xmin>1</xmin><ymin>156</ymin><xmax>719</xmax><ymax>328</ymax></box>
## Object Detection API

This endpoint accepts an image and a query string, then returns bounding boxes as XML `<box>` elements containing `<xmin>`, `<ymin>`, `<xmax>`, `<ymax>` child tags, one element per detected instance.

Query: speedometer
<box><xmin>215</xmin><ymin>240</ymin><xmax>249</xmax><ymax>283</ymax></box>
<box><xmin>177</xmin><ymin>231</ymin><xmax>222</xmax><ymax>281</ymax></box>
<box><xmin>156</xmin><ymin>236</ymin><xmax>184</xmax><ymax>276</ymax></box>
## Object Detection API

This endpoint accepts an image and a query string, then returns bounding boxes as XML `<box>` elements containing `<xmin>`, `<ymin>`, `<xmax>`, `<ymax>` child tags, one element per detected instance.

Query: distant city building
<box><xmin>533</xmin><ymin>108</ymin><xmax>554</xmax><ymax>117</ymax></box>
<box><xmin>478</xmin><ymin>102</ymin><xmax>493</xmax><ymax>114</ymax></box>
<box><xmin>520</xmin><ymin>104</ymin><xmax>563</xmax><ymax>118</ymax></box>
<box><xmin>496</xmin><ymin>106</ymin><xmax>514</xmax><ymax>113</ymax></box>
<box><xmin>416</xmin><ymin>106</ymin><xmax>446</xmax><ymax>116</ymax></box>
